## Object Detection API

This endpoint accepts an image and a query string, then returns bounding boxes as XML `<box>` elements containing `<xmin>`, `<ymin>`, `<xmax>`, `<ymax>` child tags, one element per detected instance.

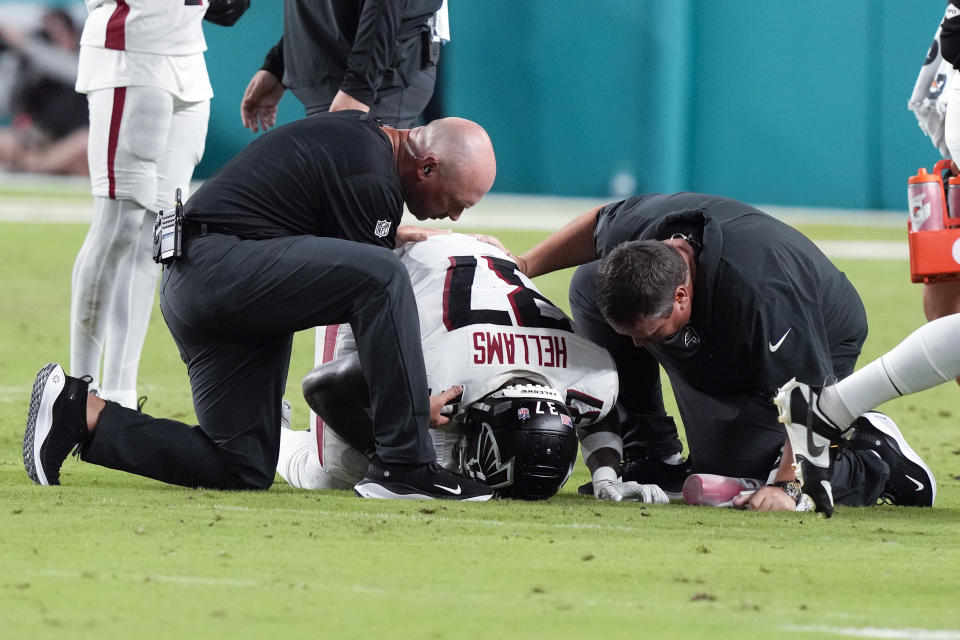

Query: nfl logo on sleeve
<box><xmin>374</xmin><ymin>220</ymin><xmax>392</xmax><ymax>238</ymax></box>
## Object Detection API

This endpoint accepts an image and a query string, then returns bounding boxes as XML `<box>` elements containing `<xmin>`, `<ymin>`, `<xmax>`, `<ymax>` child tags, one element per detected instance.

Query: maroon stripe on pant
<box><xmin>107</xmin><ymin>87</ymin><xmax>126</xmax><ymax>199</ymax></box>
<box><xmin>105</xmin><ymin>0</ymin><xmax>129</xmax><ymax>50</ymax></box>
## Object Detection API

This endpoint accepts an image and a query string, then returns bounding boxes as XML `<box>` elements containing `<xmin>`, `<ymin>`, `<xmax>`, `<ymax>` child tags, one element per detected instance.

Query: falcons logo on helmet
<box><xmin>462</xmin><ymin>422</ymin><xmax>514</xmax><ymax>489</ymax></box>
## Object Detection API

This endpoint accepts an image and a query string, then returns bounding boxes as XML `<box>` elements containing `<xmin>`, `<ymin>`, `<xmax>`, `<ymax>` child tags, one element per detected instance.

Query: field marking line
<box><xmin>37</xmin><ymin>569</ymin><xmax>384</xmax><ymax>594</ymax></box>
<box><xmin>198</xmin><ymin>503</ymin><xmax>704</xmax><ymax>534</ymax></box>
<box><xmin>786</xmin><ymin>625</ymin><xmax>960</xmax><ymax>640</ymax></box>
<box><xmin>38</xmin><ymin>569</ymin><xmax>259</xmax><ymax>588</ymax></box>
<box><xmin>0</xmin><ymin>385</ymin><xmax>31</xmax><ymax>400</ymax></box>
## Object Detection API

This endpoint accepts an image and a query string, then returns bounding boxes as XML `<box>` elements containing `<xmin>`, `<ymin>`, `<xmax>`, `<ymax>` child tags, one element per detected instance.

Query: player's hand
<box><xmin>429</xmin><ymin>385</ymin><xmax>463</xmax><ymax>429</ymax></box>
<box><xmin>241</xmin><ymin>70</ymin><xmax>285</xmax><ymax>132</ymax></box>
<box><xmin>329</xmin><ymin>90</ymin><xmax>370</xmax><ymax>114</ymax></box>
<box><xmin>732</xmin><ymin>485</ymin><xmax>797</xmax><ymax>511</ymax></box>
<box><xmin>595</xmin><ymin>478</ymin><xmax>669</xmax><ymax>504</ymax></box>
<box><xmin>467</xmin><ymin>234</ymin><xmax>516</xmax><ymax>261</ymax></box>
<box><xmin>395</xmin><ymin>225</ymin><xmax>452</xmax><ymax>245</ymax></box>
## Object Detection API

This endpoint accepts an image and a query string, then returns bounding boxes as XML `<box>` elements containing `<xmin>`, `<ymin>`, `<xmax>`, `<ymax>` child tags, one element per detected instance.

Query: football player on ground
<box><xmin>277</xmin><ymin>233</ymin><xmax>669</xmax><ymax>502</ymax></box>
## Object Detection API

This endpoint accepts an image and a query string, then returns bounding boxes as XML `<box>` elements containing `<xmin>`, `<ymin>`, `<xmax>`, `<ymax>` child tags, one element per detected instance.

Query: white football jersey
<box><xmin>330</xmin><ymin>234</ymin><xmax>619</xmax><ymax>427</ymax></box>
<box><xmin>77</xmin><ymin>0</ymin><xmax>212</xmax><ymax>100</ymax></box>
<box><xmin>80</xmin><ymin>0</ymin><xmax>209</xmax><ymax>55</ymax></box>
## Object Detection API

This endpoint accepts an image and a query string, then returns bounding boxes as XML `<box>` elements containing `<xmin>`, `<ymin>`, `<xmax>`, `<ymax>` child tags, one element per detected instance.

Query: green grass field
<box><xmin>1</xmin><ymin>218</ymin><xmax>959</xmax><ymax>640</ymax></box>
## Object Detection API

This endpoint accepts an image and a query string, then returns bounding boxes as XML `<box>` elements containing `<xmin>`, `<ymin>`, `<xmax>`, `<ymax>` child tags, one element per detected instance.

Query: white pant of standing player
<box><xmin>71</xmin><ymin>86</ymin><xmax>208</xmax><ymax>408</ymax></box>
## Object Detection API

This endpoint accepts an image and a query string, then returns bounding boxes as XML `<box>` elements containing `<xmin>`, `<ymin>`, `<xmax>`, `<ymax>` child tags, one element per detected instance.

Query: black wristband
<box><xmin>772</xmin><ymin>480</ymin><xmax>802</xmax><ymax>504</ymax></box>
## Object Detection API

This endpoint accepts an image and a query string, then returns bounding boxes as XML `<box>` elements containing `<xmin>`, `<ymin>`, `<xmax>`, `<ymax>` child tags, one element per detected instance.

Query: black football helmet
<box><xmin>457</xmin><ymin>384</ymin><xmax>577</xmax><ymax>500</ymax></box>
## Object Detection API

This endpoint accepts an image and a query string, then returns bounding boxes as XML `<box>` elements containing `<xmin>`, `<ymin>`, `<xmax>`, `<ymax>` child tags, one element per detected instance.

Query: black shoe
<box><xmin>621</xmin><ymin>456</ymin><xmax>693</xmax><ymax>496</ymax></box>
<box><xmin>773</xmin><ymin>378</ymin><xmax>845</xmax><ymax>517</ymax></box>
<box><xmin>354</xmin><ymin>459</ymin><xmax>494</xmax><ymax>501</ymax></box>
<box><xmin>23</xmin><ymin>363</ymin><xmax>89</xmax><ymax>486</ymax></box>
<box><xmin>845</xmin><ymin>413</ymin><xmax>936</xmax><ymax>507</ymax></box>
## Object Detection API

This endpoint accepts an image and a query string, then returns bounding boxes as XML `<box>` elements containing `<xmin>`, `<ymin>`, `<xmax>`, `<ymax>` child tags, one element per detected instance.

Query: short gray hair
<box><xmin>596</xmin><ymin>240</ymin><xmax>688</xmax><ymax>326</ymax></box>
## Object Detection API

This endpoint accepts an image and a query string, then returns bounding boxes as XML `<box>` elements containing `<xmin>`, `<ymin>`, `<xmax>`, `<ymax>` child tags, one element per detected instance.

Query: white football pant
<box><xmin>277</xmin><ymin>425</ymin><xmax>368</xmax><ymax>490</ymax></box>
<box><xmin>820</xmin><ymin>314</ymin><xmax>960</xmax><ymax>425</ymax></box>
<box><xmin>71</xmin><ymin>86</ymin><xmax>208</xmax><ymax>408</ymax></box>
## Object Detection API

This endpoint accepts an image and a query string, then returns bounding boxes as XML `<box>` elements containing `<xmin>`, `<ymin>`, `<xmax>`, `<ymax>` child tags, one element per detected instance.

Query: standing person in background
<box><xmin>71</xmin><ymin>0</ymin><xmax>248</xmax><ymax>409</ymax></box>
<box><xmin>915</xmin><ymin>1</ymin><xmax>960</xmax><ymax>323</ymax></box>
<box><xmin>240</xmin><ymin>0</ymin><xmax>447</xmax><ymax>132</ymax></box>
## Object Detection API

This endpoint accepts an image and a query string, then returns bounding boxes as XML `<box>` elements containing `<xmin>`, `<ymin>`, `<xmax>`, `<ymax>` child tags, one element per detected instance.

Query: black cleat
<box><xmin>774</xmin><ymin>378</ymin><xmax>845</xmax><ymax>517</ymax></box>
<box><xmin>845</xmin><ymin>413</ymin><xmax>936</xmax><ymax>507</ymax></box>
<box><xmin>23</xmin><ymin>363</ymin><xmax>89</xmax><ymax>486</ymax></box>
<box><xmin>354</xmin><ymin>458</ymin><xmax>493</xmax><ymax>501</ymax></box>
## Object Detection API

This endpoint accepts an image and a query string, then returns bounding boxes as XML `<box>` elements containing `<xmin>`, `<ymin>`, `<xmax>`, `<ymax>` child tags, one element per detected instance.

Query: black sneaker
<box><xmin>845</xmin><ymin>412</ymin><xmax>936</xmax><ymax>507</ymax></box>
<box><xmin>23</xmin><ymin>363</ymin><xmax>89</xmax><ymax>486</ymax></box>
<box><xmin>354</xmin><ymin>459</ymin><xmax>493</xmax><ymax>501</ymax></box>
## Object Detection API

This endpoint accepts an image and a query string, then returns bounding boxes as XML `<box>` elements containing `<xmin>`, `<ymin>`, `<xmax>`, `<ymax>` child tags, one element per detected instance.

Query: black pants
<box><xmin>569</xmin><ymin>262</ymin><xmax>888</xmax><ymax>506</ymax></box>
<box><xmin>297</xmin><ymin>65</ymin><xmax>437</xmax><ymax>129</ymax></box>
<box><xmin>82</xmin><ymin>233</ymin><xmax>436</xmax><ymax>489</ymax></box>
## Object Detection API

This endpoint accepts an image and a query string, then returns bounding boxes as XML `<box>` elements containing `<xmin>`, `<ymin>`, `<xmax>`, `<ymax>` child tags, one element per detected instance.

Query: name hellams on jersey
<box><xmin>471</xmin><ymin>331</ymin><xmax>567</xmax><ymax>368</ymax></box>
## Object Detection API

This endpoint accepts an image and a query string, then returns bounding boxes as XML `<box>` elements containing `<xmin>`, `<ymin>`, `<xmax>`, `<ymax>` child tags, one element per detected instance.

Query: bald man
<box><xmin>24</xmin><ymin>110</ymin><xmax>497</xmax><ymax>501</ymax></box>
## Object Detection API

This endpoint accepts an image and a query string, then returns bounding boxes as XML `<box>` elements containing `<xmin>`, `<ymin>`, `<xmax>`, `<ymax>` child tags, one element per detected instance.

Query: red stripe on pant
<box><xmin>104</xmin><ymin>0</ymin><xmax>129</xmax><ymax>50</ymax></box>
<box><xmin>106</xmin><ymin>87</ymin><xmax>126</xmax><ymax>199</ymax></box>
<box><xmin>314</xmin><ymin>324</ymin><xmax>341</xmax><ymax>464</ymax></box>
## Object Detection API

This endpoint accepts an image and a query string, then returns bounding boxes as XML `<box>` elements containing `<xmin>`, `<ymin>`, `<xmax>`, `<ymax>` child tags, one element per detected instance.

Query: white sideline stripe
<box><xmin>0</xmin><ymin>385</ymin><xmax>31</xmax><ymax>398</ymax></box>
<box><xmin>814</xmin><ymin>240</ymin><xmax>907</xmax><ymax>260</ymax></box>
<box><xmin>0</xmin><ymin>194</ymin><xmax>908</xmax><ymax>259</ymax></box>
<box><xmin>786</xmin><ymin>625</ymin><xmax>960</xmax><ymax>640</ymax></box>
<box><xmin>39</xmin><ymin>568</ymin><xmax>384</xmax><ymax>594</ymax></box>
<box><xmin>40</xmin><ymin>569</ymin><xmax>259</xmax><ymax>588</ymax></box>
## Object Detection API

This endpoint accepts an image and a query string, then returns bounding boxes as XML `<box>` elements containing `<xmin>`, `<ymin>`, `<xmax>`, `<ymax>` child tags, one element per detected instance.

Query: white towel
<box><xmin>908</xmin><ymin>6</ymin><xmax>958</xmax><ymax>158</ymax></box>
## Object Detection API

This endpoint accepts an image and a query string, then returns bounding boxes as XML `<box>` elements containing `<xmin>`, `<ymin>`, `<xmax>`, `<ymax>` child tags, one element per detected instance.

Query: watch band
<box><xmin>772</xmin><ymin>480</ymin><xmax>802</xmax><ymax>505</ymax></box>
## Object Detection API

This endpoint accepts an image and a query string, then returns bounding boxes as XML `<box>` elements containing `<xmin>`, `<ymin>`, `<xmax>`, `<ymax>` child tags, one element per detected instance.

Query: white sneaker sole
<box><xmin>354</xmin><ymin>482</ymin><xmax>492</xmax><ymax>501</ymax></box>
<box><xmin>23</xmin><ymin>363</ymin><xmax>65</xmax><ymax>486</ymax></box>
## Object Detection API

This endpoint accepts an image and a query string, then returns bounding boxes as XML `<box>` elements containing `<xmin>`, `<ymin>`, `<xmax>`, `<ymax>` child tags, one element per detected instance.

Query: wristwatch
<box><xmin>772</xmin><ymin>480</ymin><xmax>802</xmax><ymax>505</ymax></box>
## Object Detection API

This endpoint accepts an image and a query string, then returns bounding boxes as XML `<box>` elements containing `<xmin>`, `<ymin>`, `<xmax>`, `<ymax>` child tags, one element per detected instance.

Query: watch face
<box><xmin>776</xmin><ymin>481</ymin><xmax>802</xmax><ymax>503</ymax></box>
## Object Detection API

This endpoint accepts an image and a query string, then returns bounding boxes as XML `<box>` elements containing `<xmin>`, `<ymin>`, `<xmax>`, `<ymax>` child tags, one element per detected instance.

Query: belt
<box><xmin>182</xmin><ymin>221</ymin><xmax>233</xmax><ymax>238</ymax></box>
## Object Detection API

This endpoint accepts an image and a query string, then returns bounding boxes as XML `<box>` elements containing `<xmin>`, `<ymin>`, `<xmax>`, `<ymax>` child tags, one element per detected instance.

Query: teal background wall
<box><xmin>425</xmin><ymin>0</ymin><xmax>948</xmax><ymax>209</ymax></box>
<box><xmin>7</xmin><ymin>0</ymin><xmax>953</xmax><ymax>210</ymax></box>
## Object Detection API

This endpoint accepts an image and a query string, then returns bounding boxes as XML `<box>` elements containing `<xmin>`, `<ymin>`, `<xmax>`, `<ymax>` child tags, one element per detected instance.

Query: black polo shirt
<box><xmin>185</xmin><ymin>111</ymin><xmax>402</xmax><ymax>247</ymax></box>
<box><xmin>593</xmin><ymin>192</ymin><xmax>867</xmax><ymax>395</ymax></box>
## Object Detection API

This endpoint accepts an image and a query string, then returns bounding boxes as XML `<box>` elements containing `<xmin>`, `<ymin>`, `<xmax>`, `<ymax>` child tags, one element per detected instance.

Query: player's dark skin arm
<box><xmin>574</xmin><ymin>411</ymin><xmax>622</xmax><ymax>477</ymax></box>
<box><xmin>302</xmin><ymin>354</ymin><xmax>376</xmax><ymax>453</ymax></box>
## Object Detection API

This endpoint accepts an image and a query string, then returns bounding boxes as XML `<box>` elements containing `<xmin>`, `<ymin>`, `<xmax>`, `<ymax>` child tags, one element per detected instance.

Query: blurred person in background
<box><xmin>0</xmin><ymin>8</ymin><xmax>87</xmax><ymax>176</ymax></box>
